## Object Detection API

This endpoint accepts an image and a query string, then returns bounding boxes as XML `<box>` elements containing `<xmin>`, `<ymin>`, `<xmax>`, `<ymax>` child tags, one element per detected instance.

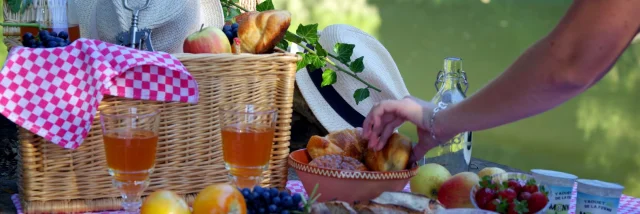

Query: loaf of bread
<box><xmin>306</xmin><ymin>128</ymin><xmax>368</xmax><ymax>160</ymax></box>
<box><xmin>364</xmin><ymin>133</ymin><xmax>413</xmax><ymax>172</ymax></box>
<box><xmin>236</xmin><ymin>10</ymin><xmax>291</xmax><ymax>54</ymax></box>
<box><xmin>309</xmin><ymin>154</ymin><xmax>368</xmax><ymax>171</ymax></box>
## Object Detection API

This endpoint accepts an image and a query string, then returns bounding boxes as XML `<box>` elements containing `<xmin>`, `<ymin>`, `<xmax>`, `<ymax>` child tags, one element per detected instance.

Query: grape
<box><xmin>223</xmin><ymin>25</ymin><xmax>232</xmax><ymax>32</ymax></box>
<box><xmin>58</xmin><ymin>31</ymin><xmax>69</xmax><ymax>39</ymax></box>
<box><xmin>269</xmin><ymin>188</ymin><xmax>279</xmax><ymax>197</ymax></box>
<box><xmin>281</xmin><ymin>210</ymin><xmax>289</xmax><ymax>214</ymax></box>
<box><xmin>39</xmin><ymin>30</ymin><xmax>49</xmax><ymax>40</ymax></box>
<box><xmin>279</xmin><ymin>191</ymin><xmax>289</xmax><ymax>198</ymax></box>
<box><xmin>283</xmin><ymin>196</ymin><xmax>293</xmax><ymax>208</ymax></box>
<box><xmin>54</xmin><ymin>37</ymin><xmax>64</xmax><ymax>43</ymax></box>
<box><xmin>46</xmin><ymin>41</ymin><xmax>58</xmax><ymax>48</ymax></box>
<box><xmin>36</xmin><ymin>41</ymin><xmax>43</xmax><ymax>47</ymax></box>
<box><xmin>272</xmin><ymin>196</ymin><xmax>281</xmax><ymax>205</ymax></box>
<box><xmin>252</xmin><ymin>192</ymin><xmax>260</xmax><ymax>200</ymax></box>
<box><xmin>242</xmin><ymin>189</ymin><xmax>251</xmax><ymax>198</ymax></box>
<box><xmin>254</xmin><ymin>186</ymin><xmax>264</xmax><ymax>194</ymax></box>
<box><xmin>232</xmin><ymin>23</ymin><xmax>239</xmax><ymax>30</ymax></box>
<box><xmin>292</xmin><ymin>193</ymin><xmax>302</xmax><ymax>204</ymax></box>
<box><xmin>268</xmin><ymin>204</ymin><xmax>278</xmax><ymax>213</ymax></box>
<box><xmin>49</xmin><ymin>31</ymin><xmax>58</xmax><ymax>38</ymax></box>
<box><xmin>258</xmin><ymin>207</ymin><xmax>265</xmax><ymax>213</ymax></box>
<box><xmin>22</xmin><ymin>32</ymin><xmax>34</xmax><ymax>40</ymax></box>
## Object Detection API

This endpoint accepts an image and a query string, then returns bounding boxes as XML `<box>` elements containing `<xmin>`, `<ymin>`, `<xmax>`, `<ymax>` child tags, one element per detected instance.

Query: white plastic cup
<box><xmin>531</xmin><ymin>169</ymin><xmax>577</xmax><ymax>214</ymax></box>
<box><xmin>575</xmin><ymin>179</ymin><xmax>624</xmax><ymax>214</ymax></box>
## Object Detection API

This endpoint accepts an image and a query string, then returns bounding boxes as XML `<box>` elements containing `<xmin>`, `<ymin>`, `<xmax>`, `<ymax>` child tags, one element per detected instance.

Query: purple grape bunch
<box><xmin>22</xmin><ymin>30</ymin><xmax>70</xmax><ymax>48</ymax></box>
<box><xmin>241</xmin><ymin>185</ymin><xmax>304</xmax><ymax>214</ymax></box>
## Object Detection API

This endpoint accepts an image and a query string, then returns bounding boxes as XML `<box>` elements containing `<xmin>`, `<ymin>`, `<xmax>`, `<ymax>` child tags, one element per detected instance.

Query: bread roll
<box><xmin>306</xmin><ymin>128</ymin><xmax>367</xmax><ymax>160</ymax></box>
<box><xmin>309</xmin><ymin>154</ymin><xmax>368</xmax><ymax>171</ymax></box>
<box><xmin>236</xmin><ymin>10</ymin><xmax>291</xmax><ymax>54</ymax></box>
<box><xmin>364</xmin><ymin>133</ymin><xmax>413</xmax><ymax>172</ymax></box>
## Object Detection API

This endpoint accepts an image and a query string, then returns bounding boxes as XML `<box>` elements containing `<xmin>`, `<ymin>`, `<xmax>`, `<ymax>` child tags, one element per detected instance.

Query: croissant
<box><xmin>306</xmin><ymin>128</ymin><xmax>414</xmax><ymax>172</ymax></box>
<box><xmin>236</xmin><ymin>10</ymin><xmax>291</xmax><ymax>54</ymax></box>
<box><xmin>306</xmin><ymin>128</ymin><xmax>368</xmax><ymax>161</ymax></box>
<box><xmin>364</xmin><ymin>133</ymin><xmax>413</xmax><ymax>172</ymax></box>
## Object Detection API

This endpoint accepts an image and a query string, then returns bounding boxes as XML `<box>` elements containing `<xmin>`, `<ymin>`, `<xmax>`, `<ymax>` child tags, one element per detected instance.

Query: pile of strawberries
<box><xmin>473</xmin><ymin>176</ymin><xmax>549</xmax><ymax>214</ymax></box>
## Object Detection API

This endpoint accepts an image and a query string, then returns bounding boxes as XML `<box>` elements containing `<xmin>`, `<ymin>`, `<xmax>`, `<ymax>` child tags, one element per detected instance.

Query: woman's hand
<box><xmin>363</xmin><ymin>96</ymin><xmax>446</xmax><ymax>155</ymax></box>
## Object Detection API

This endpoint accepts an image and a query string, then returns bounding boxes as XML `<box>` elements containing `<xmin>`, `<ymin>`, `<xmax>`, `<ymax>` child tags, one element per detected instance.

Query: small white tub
<box><xmin>531</xmin><ymin>169</ymin><xmax>577</xmax><ymax>213</ymax></box>
<box><xmin>575</xmin><ymin>179</ymin><xmax>624</xmax><ymax>214</ymax></box>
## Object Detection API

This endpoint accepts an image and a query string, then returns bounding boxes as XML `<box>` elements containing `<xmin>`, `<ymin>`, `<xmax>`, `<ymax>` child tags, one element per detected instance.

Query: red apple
<box><xmin>437</xmin><ymin>172</ymin><xmax>480</xmax><ymax>209</ymax></box>
<box><xmin>183</xmin><ymin>25</ymin><xmax>231</xmax><ymax>54</ymax></box>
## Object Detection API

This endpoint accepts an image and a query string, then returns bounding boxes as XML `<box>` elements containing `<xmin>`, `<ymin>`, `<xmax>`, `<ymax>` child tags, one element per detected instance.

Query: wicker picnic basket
<box><xmin>13</xmin><ymin>52</ymin><xmax>298</xmax><ymax>213</ymax></box>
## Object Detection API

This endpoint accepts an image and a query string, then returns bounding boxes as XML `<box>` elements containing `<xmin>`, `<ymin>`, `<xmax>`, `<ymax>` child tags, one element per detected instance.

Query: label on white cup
<box><xmin>546</xmin><ymin>186</ymin><xmax>572</xmax><ymax>214</ymax></box>
<box><xmin>575</xmin><ymin>192</ymin><xmax>619</xmax><ymax>214</ymax></box>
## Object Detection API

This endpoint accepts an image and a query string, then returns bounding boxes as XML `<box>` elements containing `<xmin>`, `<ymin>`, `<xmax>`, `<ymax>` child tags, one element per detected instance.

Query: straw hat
<box><xmin>73</xmin><ymin>0</ymin><xmax>253</xmax><ymax>53</ymax></box>
<box><xmin>294</xmin><ymin>24</ymin><xmax>411</xmax><ymax>133</ymax></box>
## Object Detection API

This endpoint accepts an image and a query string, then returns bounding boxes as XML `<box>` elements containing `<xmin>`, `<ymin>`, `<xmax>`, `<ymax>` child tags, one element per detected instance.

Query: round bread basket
<box><xmin>288</xmin><ymin>149</ymin><xmax>418</xmax><ymax>203</ymax></box>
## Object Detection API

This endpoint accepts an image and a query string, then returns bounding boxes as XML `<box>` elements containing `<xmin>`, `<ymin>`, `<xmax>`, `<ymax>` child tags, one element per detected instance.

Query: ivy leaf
<box><xmin>334</xmin><ymin>43</ymin><xmax>355</xmax><ymax>64</ymax></box>
<box><xmin>296</xmin><ymin>53</ymin><xmax>311</xmax><ymax>71</ymax></box>
<box><xmin>256</xmin><ymin>0</ymin><xmax>275</xmax><ymax>11</ymax></box>
<box><xmin>307</xmin><ymin>54</ymin><xmax>325</xmax><ymax>70</ymax></box>
<box><xmin>349</xmin><ymin>56</ymin><xmax>365</xmax><ymax>73</ymax></box>
<box><xmin>232</xmin><ymin>0</ymin><xmax>239</xmax><ymax>2</ymax></box>
<box><xmin>321</xmin><ymin>69</ymin><xmax>337</xmax><ymax>87</ymax></box>
<box><xmin>296</xmin><ymin>24</ymin><xmax>319</xmax><ymax>45</ymax></box>
<box><xmin>276</xmin><ymin>39</ymin><xmax>289</xmax><ymax>50</ymax></box>
<box><xmin>353</xmin><ymin>88</ymin><xmax>370</xmax><ymax>105</ymax></box>
<box><xmin>285</xmin><ymin>31</ymin><xmax>303</xmax><ymax>44</ymax></box>
<box><xmin>8</xmin><ymin>0</ymin><xmax>22</xmax><ymax>13</ymax></box>
<box><xmin>225</xmin><ymin>7</ymin><xmax>242</xmax><ymax>22</ymax></box>
<box><xmin>314</xmin><ymin>43</ymin><xmax>328</xmax><ymax>58</ymax></box>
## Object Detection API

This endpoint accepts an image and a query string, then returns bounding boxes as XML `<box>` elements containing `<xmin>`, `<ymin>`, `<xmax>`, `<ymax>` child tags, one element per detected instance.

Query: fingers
<box><xmin>409</xmin><ymin>128</ymin><xmax>440</xmax><ymax>163</ymax></box>
<box><xmin>375</xmin><ymin>118</ymin><xmax>405</xmax><ymax>151</ymax></box>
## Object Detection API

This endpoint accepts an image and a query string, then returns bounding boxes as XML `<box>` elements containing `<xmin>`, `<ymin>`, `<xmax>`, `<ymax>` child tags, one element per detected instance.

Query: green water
<box><xmin>275</xmin><ymin>0</ymin><xmax>640</xmax><ymax>197</ymax></box>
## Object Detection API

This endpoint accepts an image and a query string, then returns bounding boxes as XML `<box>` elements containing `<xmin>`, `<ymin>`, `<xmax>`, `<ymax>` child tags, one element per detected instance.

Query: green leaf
<box><xmin>333</xmin><ymin>43</ymin><xmax>355</xmax><ymax>64</ymax></box>
<box><xmin>349</xmin><ymin>56</ymin><xmax>365</xmax><ymax>73</ymax></box>
<box><xmin>353</xmin><ymin>88</ymin><xmax>370</xmax><ymax>105</ymax></box>
<box><xmin>276</xmin><ymin>39</ymin><xmax>289</xmax><ymax>50</ymax></box>
<box><xmin>315</xmin><ymin>43</ymin><xmax>328</xmax><ymax>58</ymax></box>
<box><xmin>8</xmin><ymin>0</ymin><xmax>22</xmax><ymax>13</ymax></box>
<box><xmin>232</xmin><ymin>0</ymin><xmax>240</xmax><ymax>2</ymax></box>
<box><xmin>296</xmin><ymin>24</ymin><xmax>319</xmax><ymax>45</ymax></box>
<box><xmin>256</xmin><ymin>0</ymin><xmax>275</xmax><ymax>11</ymax></box>
<box><xmin>321</xmin><ymin>69</ymin><xmax>337</xmax><ymax>87</ymax></box>
<box><xmin>296</xmin><ymin>53</ymin><xmax>311</xmax><ymax>71</ymax></box>
<box><xmin>225</xmin><ymin>7</ymin><xmax>242</xmax><ymax>22</ymax></box>
<box><xmin>285</xmin><ymin>31</ymin><xmax>303</xmax><ymax>43</ymax></box>
<box><xmin>307</xmin><ymin>54</ymin><xmax>326</xmax><ymax>70</ymax></box>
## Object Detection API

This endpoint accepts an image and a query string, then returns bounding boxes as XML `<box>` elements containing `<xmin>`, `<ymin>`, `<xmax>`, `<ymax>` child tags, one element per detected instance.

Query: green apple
<box><xmin>410</xmin><ymin>163</ymin><xmax>452</xmax><ymax>199</ymax></box>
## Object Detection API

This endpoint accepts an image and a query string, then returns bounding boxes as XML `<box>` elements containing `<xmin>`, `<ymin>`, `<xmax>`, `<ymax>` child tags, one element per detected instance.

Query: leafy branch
<box><xmin>7</xmin><ymin>0</ymin><xmax>33</xmax><ymax>14</ymax></box>
<box><xmin>219</xmin><ymin>0</ymin><xmax>381</xmax><ymax>104</ymax></box>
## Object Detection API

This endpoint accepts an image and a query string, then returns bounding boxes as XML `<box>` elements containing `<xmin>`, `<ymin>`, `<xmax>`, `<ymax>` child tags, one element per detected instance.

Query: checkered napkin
<box><xmin>0</xmin><ymin>38</ymin><xmax>199</xmax><ymax>149</ymax></box>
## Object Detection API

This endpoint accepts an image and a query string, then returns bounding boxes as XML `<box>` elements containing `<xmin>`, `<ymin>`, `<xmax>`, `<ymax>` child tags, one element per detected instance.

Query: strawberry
<box><xmin>508</xmin><ymin>200</ymin><xmax>530</xmax><ymax>214</ymax></box>
<box><xmin>485</xmin><ymin>198</ymin><xmax>501</xmax><ymax>212</ymax></box>
<box><xmin>475</xmin><ymin>187</ymin><xmax>496</xmax><ymax>209</ymax></box>
<box><xmin>522</xmin><ymin>179</ymin><xmax>539</xmax><ymax>194</ymax></box>
<box><xmin>493</xmin><ymin>198</ymin><xmax>510</xmax><ymax>213</ymax></box>
<box><xmin>518</xmin><ymin>191</ymin><xmax>531</xmax><ymax>201</ymax></box>
<box><xmin>506</xmin><ymin>179</ymin><xmax>523</xmax><ymax>193</ymax></box>
<box><xmin>498</xmin><ymin>186</ymin><xmax>518</xmax><ymax>203</ymax></box>
<box><xmin>527</xmin><ymin>192</ymin><xmax>549</xmax><ymax>213</ymax></box>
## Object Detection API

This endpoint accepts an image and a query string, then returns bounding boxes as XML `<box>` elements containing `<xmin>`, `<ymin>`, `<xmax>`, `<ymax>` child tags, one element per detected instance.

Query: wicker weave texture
<box><xmin>17</xmin><ymin>53</ymin><xmax>299</xmax><ymax>213</ymax></box>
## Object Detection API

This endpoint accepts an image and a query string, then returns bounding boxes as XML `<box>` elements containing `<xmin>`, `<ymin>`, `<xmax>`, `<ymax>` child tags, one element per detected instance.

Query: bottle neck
<box><xmin>438</xmin><ymin>57</ymin><xmax>465</xmax><ymax>91</ymax></box>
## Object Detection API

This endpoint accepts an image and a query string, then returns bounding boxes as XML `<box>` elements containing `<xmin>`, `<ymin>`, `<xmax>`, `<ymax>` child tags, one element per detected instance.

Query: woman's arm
<box><xmin>434</xmin><ymin>0</ymin><xmax>640</xmax><ymax>139</ymax></box>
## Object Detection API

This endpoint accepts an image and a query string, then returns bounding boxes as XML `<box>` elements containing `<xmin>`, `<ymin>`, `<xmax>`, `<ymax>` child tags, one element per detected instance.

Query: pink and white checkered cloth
<box><xmin>11</xmin><ymin>181</ymin><xmax>640</xmax><ymax>213</ymax></box>
<box><xmin>0</xmin><ymin>38</ymin><xmax>198</xmax><ymax>149</ymax></box>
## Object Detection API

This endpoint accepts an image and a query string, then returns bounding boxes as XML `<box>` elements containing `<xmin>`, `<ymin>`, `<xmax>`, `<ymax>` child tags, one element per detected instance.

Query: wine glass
<box><xmin>100</xmin><ymin>105</ymin><xmax>160</xmax><ymax>213</ymax></box>
<box><xmin>220</xmin><ymin>103</ymin><xmax>277</xmax><ymax>189</ymax></box>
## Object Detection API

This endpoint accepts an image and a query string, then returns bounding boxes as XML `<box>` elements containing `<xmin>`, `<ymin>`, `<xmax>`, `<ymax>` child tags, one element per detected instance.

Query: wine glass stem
<box><xmin>122</xmin><ymin>193</ymin><xmax>142</xmax><ymax>213</ymax></box>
